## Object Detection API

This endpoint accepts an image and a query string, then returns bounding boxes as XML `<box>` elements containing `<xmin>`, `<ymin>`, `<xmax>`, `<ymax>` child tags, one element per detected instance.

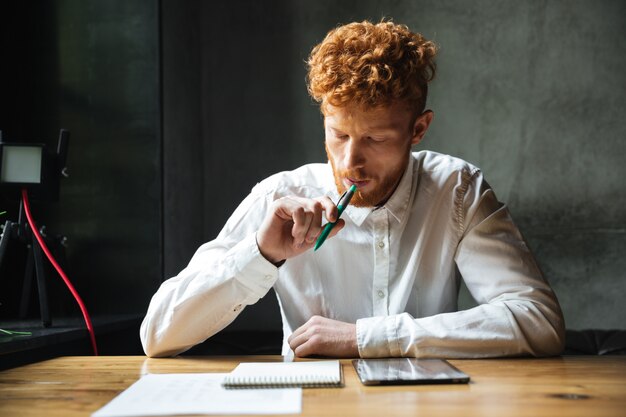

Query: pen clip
<box><xmin>336</xmin><ymin>190</ymin><xmax>348</xmax><ymax>205</ymax></box>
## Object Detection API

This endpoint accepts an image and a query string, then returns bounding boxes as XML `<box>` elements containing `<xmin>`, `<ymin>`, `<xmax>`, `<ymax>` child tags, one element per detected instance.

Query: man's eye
<box><xmin>368</xmin><ymin>136</ymin><xmax>386</xmax><ymax>143</ymax></box>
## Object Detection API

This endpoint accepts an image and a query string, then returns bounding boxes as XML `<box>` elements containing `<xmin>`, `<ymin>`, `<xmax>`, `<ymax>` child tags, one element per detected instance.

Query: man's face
<box><xmin>324</xmin><ymin>101</ymin><xmax>430</xmax><ymax>207</ymax></box>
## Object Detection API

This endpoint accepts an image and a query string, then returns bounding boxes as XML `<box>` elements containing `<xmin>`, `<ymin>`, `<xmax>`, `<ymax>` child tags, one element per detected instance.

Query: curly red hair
<box><xmin>307</xmin><ymin>20</ymin><xmax>437</xmax><ymax>113</ymax></box>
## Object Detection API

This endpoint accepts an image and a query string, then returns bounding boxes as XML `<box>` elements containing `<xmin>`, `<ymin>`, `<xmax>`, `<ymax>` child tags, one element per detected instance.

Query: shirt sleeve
<box><xmin>140</xmin><ymin>187</ymin><xmax>279</xmax><ymax>357</ymax></box>
<box><xmin>356</xmin><ymin>170</ymin><xmax>566</xmax><ymax>358</ymax></box>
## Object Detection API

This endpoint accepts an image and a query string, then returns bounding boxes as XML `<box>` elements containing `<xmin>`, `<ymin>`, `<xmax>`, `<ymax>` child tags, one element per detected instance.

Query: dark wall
<box><xmin>2</xmin><ymin>1</ymin><xmax>622</xmax><ymax>333</ymax></box>
<box><xmin>0</xmin><ymin>1</ymin><xmax>161</xmax><ymax>317</ymax></box>
<box><xmin>163</xmin><ymin>0</ymin><xmax>626</xmax><ymax>331</ymax></box>
<box><xmin>163</xmin><ymin>0</ymin><xmax>297</xmax><ymax>279</ymax></box>
<box><xmin>162</xmin><ymin>0</ymin><xmax>295</xmax><ymax>330</ymax></box>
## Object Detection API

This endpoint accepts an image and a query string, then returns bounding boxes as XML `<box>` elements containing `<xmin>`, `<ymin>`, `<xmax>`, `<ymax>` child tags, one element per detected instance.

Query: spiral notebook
<box><xmin>222</xmin><ymin>360</ymin><xmax>343</xmax><ymax>388</ymax></box>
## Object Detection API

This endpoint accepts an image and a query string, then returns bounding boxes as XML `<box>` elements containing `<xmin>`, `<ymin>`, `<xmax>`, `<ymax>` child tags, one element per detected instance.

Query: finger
<box><xmin>287</xmin><ymin>315</ymin><xmax>320</xmax><ymax>350</ymax></box>
<box><xmin>288</xmin><ymin>322</ymin><xmax>315</xmax><ymax>353</ymax></box>
<box><xmin>291</xmin><ymin>199</ymin><xmax>324</xmax><ymax>245</ymax></box>
<box><xmin>287</xmin><ymin>322</ymin><xmax>307</xmax><ymax>346</ymax></box>
<box><xmin>316</xmin><ymin>196</ymin><xmax>339</xmax><ymax>223</ymax></box>
<box><xmin>288</xmin><ymin>331</ymin><xmax>309</xmax><ymax>353</ymax></box>
<box><xmin>291</xmin><ymin>207</ymin><xmax>311</xmax><ymax>245</ymax></box>
<box><xmin>305</xmin><ymin>202</ymin><xmax>324</xmax><ymax>243</ymax></box>
<box><xmin>272</xmin><ymin>197</ymin><xmax>301</xmax><ymax>221</ymax></box>
<box><xmin>293</xmin><ymin>327</ymin><xmax>327</xmax><ymax>358</ymax></box>
<box><xmin>290</xmin><ymin>328</ymin><xmax>323</xmax><ymax>358</ymax></box>
<box><xmin>294</xmin><ymin>339</ymin><xmax>317</xmax><ymax>358</ymax></box>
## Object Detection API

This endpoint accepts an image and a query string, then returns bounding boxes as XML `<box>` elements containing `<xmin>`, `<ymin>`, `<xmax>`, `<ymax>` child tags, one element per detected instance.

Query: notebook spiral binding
<box><xmin>222</xmin><ymin>374</ymin><xmax>342</xmax><ymax>389</ymax></box>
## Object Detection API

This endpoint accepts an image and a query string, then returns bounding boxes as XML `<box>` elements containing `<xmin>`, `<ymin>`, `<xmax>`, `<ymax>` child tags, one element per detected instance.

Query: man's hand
<box><xmin>256</xmin><ymin>196</ymin><xmax>345</xmax><ymax>264</ymax></box>
<box><xmin>287</xmin><ymin>316</ymin><xmax>359</xmax><ymax>358</ymax></box>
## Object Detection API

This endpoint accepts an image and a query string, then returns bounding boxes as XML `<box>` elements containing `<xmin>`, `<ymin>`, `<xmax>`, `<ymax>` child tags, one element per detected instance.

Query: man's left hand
<box><xmin>287</xmin><ymin>316</ymin><xmax>359</xmax><ymax>358</ymax></box>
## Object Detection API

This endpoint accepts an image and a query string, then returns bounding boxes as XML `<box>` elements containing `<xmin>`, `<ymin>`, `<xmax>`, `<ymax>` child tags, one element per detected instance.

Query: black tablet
<box><xmin>352</xmin><ymin>358</ymin><xmax>470</xmax><ymax>386</ymax></box>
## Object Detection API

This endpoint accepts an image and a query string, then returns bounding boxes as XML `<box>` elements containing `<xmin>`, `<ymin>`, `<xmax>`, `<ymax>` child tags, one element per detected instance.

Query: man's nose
<box><xmin>344</xmin><ymin>138</ymin><xmax>365</xmax><ymax>169</ymax></box>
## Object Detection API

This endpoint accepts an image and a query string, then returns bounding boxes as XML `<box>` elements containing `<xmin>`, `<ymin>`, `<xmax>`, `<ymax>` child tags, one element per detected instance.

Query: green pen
<box><xmin>314</xmin><ymin>184</ymin><xmax>357</xmax><ymax>251</ymax></box>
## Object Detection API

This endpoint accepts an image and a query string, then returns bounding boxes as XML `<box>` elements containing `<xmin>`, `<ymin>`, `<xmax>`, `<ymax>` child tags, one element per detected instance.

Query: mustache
<box><xmin>334</xmin><ymin>168</ymin><xmax>371</xmax><ymax>181</ymax></box>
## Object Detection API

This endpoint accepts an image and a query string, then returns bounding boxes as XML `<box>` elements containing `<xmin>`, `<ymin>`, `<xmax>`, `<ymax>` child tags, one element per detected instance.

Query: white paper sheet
<box><xmin>92</xmin><ymin>373</ymin><xmax>302</xmax><ymax>416</ymax></box>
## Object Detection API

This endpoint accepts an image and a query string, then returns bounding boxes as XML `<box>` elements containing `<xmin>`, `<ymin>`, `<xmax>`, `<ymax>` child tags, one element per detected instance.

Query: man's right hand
<box><xmin>256</xmin><ymin>196</ymin><xmax>345</xmax><ymax>265</ymax></box>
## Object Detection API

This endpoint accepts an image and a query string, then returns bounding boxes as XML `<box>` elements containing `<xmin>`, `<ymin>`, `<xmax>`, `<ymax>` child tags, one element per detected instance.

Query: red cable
<box><xmin>21</xmin><ymin>189</ymin><xmax>98</xmax><ymax>356</ymax></box>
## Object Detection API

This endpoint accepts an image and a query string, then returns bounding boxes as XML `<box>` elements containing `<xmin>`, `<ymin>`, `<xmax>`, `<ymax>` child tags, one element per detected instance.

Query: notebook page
<box><xmin>223</xmin><ymin>360</ymin><xmax>342</xmax><ymax>386</ymax></box>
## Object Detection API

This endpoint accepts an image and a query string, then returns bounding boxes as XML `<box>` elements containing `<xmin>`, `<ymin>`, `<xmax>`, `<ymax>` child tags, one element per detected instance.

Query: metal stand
<box><xmin>0</xmin><ymin>200</ymin><xmax>52</xmax><ymax>327</ymax></box>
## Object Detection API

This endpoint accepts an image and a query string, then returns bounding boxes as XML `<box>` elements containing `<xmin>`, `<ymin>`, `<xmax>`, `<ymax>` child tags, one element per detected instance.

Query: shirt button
<box><xmin>233</xmin><ymin>304</ymin><xmax>242</xmax><ymax>312</ymax></box>
<box><xmin>265</xmin><ymin>275</ymin><xmax>273</xmax><ymax>281</ymax></box>
<box><xmin>377</xmin><ymin>241</ymin><xmax>385</xmax><ymax>248</ymax></box>
<box><xmin>377</xmin><ymin>290</ymin><xmax>385</xmax><ymax>298</ymax></box>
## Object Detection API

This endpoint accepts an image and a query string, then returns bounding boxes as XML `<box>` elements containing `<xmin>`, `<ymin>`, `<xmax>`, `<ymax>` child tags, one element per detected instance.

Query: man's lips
<box><xmin>345</xmin><ymin>178</ymin><xmax>370</xmax><ymax>188</ymax></box>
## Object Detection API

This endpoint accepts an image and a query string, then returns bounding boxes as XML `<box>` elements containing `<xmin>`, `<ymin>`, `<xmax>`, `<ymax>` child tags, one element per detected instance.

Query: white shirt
<box><xmin>140</xmin><ymin>151</ymin><xmax>565</xmax><ymax>358</ymax></box>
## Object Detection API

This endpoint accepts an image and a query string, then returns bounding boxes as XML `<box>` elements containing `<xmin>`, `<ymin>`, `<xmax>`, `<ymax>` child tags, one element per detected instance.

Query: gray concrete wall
<box><xmin>163</xmin><ymin>0</ymin><xmax>626</xmax><ymax>331</ymax></box>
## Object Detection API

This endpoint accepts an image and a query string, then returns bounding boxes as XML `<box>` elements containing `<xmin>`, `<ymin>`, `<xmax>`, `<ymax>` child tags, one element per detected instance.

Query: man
<box><xmin>141</xmin><ymin>20</ymin><xmax>565</xmax><ymax>358</ymax></box>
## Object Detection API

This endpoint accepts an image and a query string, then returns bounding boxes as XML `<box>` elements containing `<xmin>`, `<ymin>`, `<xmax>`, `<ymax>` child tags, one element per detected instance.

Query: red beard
<box><xmin>326</xmin><ymin>145</ymin><xmax>408</xmax><ymax>208</ymax></box>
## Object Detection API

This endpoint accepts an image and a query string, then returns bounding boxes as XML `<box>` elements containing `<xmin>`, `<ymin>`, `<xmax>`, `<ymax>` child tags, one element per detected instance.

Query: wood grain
<box><xmin>0</xmin><ymin>356</ymin><xmax>624</xmax><ymax>417</ymax></box>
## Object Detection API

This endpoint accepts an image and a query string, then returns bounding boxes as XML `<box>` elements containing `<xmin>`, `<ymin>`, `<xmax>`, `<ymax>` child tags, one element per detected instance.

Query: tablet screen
<box><xmin>352</xmin><ymin>358</ymin><xmax>470</xmax><ymax>385</ymax></box>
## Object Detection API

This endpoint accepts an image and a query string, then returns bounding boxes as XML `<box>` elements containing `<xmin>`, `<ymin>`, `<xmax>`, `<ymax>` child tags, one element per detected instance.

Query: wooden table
<box><xmin>0</xmin><ymin>355</ymin><xmax>624</xmax><ymax>416</ymax></box>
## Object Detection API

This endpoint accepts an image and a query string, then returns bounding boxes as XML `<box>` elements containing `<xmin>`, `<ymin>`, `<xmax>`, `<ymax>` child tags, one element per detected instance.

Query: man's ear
<box><xmin>411</xmin><ymin>110</ymin><xmax>434</xmax><ymax>146</ymax></box>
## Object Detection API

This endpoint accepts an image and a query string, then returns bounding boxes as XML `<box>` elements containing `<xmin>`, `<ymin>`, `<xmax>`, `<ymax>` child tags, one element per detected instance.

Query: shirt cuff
<box><xmin>224</xmin><ymin>233</ymin><xmax>278</xmax><ymax>299</ymax></box>
<box><xmin>356</xmin><ymin>315</ymin><xmax>402</xmax><ymax>358</ymax></box>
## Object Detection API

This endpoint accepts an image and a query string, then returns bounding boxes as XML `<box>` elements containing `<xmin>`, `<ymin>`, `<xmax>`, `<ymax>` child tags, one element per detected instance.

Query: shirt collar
<box><xmin>324</xmin><ymin>155</ymin><xmax>414</xmax><ymax>227</ymax></box>
<box><xmin>381</xmin><ymin>154</ymin><xmax>414</xmax><ymax>224</ymax></box>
